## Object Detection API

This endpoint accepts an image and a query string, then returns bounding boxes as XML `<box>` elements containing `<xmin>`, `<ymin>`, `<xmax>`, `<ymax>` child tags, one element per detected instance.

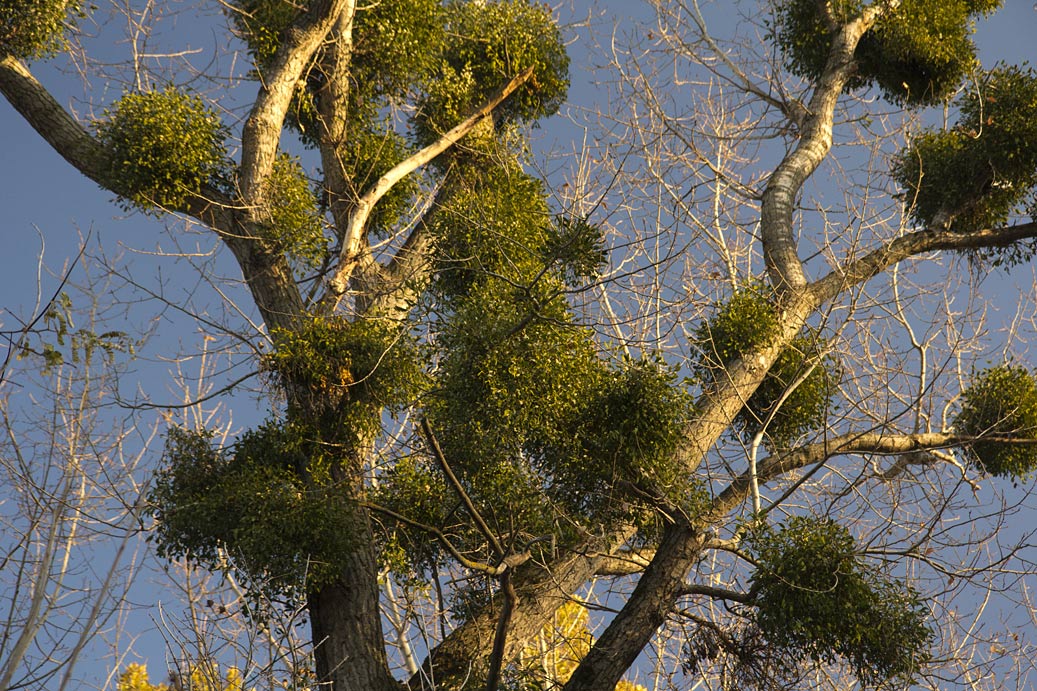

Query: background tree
<box><xmin>5</xmin><ymin>1</ymin><xmax>1037</xmax><ymax>690</ymax></box>
<box><xmin>0</xmin><ymin>260</ymin><xmax>150</xmax><ymax>691</ymax></box>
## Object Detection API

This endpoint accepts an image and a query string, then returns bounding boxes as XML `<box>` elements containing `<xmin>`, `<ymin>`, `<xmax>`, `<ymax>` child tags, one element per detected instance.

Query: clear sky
<box><xmin>2</xmin><ymin>2</ymin><xmax>1037</xmax><ymax>688</ymax></box>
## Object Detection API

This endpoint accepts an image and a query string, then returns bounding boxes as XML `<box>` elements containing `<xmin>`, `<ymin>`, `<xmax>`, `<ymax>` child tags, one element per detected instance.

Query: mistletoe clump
<box><xmin>0</xmin><ymin>0</ymin><xmax>83</xmax><ymax>59</ymax></box>
<box><xmin>264</xmin><ymin>316</ymin><xmax>425</xmax><ymax>436</ymax></box>
<box><xmin>95</xmin><ymin>87</ymin><xmax>228</xmax><ymax>212</ymax></box>
<box><xmin>562</xmin><ymin>356</ymin><xmax>705</xmax><ymax>524</ymax></box>
<box><xmin>892</xmin><ymin>65</ymin><xmax>1037</xmax><ymax>257</ymax></box>
<box><xmin>693</xmin><ymin>285</ymin><xmax>839</xmax><ymax>447</ymax></box>
<box><xmin>414</xmin><ymin>0</ymin><xmax>569</xmax><ymax>147</ymax></box>
<box><xmin>956</xmin><ymin>364</ymin><xmax>1037</xmax><ymax>478</ymax></box>
<box><xmin>147</xmin><ymin>423</ymin><xmax>357</xmax><ymax>608</ymax></box>
<box><xmin>773</xmin><ymin>0</ymin><xmax>999</xmax><ymax>106</ymax></box>
<box><xmin>266</xmin><ymin>153</ymin><xmax>326</xmax><ymax>269</ymax></box>
<box><xmin>748</xmin><ymin>517</ymin><xmax>934</xmax><ymax>687</ymax></box>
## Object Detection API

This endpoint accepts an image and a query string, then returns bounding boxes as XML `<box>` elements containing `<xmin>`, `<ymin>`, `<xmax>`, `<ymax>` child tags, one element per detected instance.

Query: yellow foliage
<box><xmin>520</xmin><ymin>598</ymin><xmax>646</xmax><ymax>691</ymax></box>
<box><xmin>615</xmin><ymin>681</ymin><xmax>648</xmax><ymax>691</ymax></box>
<box><xmin>116</xmin><ymin>663</ymin><xmax>249</xmax><ymax>691</ymax></box>
<box><xmin>117</xmin><ymin>664</ymin><xmax>168</xmax><ymax>691</ymax></box>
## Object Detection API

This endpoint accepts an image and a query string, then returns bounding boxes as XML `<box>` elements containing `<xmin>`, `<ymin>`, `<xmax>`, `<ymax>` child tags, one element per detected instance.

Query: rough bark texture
<box><xmin>410</xmin><ymin>530</ymin><xmax>632</xmax><ymax>690</ymax></box>
<box><xmin>310</xmin><ymin>521</ymin><xmax>403</xmax><ymax>691</ymax></box>
<box><xmin>563</xmin><ymin>523</ymin><xmax>706</xmax><ymax>691</ymax></box>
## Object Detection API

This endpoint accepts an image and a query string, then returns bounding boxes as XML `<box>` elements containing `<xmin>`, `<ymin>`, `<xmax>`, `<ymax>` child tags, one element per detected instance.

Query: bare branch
<box><xmin>812</xmin><ymin>221</ymin><xmax>1037</xmax><ymax>305</ymax></box>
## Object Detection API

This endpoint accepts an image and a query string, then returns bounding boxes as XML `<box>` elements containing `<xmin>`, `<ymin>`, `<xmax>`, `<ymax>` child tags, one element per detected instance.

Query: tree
<box><xmin>0</xmin><ymin>261</ymin><xmax>149</xmax><ymax>691</ymax></box>
<box><xmin>5</xmin><ymin>0</ymin><xmax>1037</xmax><ymax>690</ymax></box>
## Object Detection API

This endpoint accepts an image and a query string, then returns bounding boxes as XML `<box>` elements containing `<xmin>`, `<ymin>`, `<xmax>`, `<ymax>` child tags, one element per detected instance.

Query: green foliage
<box><xmin>339</xmin><ymin>126</ymin><xmax>419</xmax><ymax>237</ymax></box>
<box><xmin>351</xmin><ymin>0</ymin><xmax>444</xmax><ymax>105</ymax></box>
<box><xmin>148</xmin><ymin>423</ymin><xmax>357</xmax><ymax>607</ymax></box>
<box><xmin>0</xmin><ymin>0</ymin><xmax>82</xmax><ymax>60</ymax></box>
<box><xmin>95</xmin><ymin>87</ymin><xmax>228</xmax><ymax>212</ymax></box>
<box><xmin>414</xmin><ymin>0</ymin><xmax>569</xmax><ymax>146</ymax></box>
<box><xmin>16</xmin><ymin>292</ymin><xmax>134</xmax><ymax>375</ymax></box>
<box><xmin>693</xmin><ymin>285</ymin><xmax>839</xmax><ymax>447</ymax></box>
<box><xmin>264</xmin><ymin>316</ymin><xmax>425</xmax><ymax>439</ymax></box>
<box><xmin>430</xmin><ymin>160</ymin><xmax>555</xmax><ymax>298</ymax></box>
<box><xmin>956</xmin><ymin>364</ymin><xmax>1037</xmax><ymax>478</ymax></box>
<box><xmin>773</xmin><ymin>0</ymin><xmax>999</xmax><ymax>106</ymax></box>
<box><xmin>892</xmin><ymin>65</ymin><xmax>1037</xmax><ymax>257</ymax></box>
<box><xmin>748</xmin><ymin>517</ymin><xmax>934</xmax><ymax>688</ymax></box>
<box><xmin>431</xmin><ymin>276</ymin><xmax>605</xmax><ymax>482</ymax></box>
<box><xmin>542</xmin><ymin>215</ymin><xmax>608</xmax><ymax>286</ymax></box>
<box><xmin>372</xmin><ymin>455</ymin><xmax>456</xmax><ymax>574</ymax></box>
<box><xmin>267</xmin><ymin>154</ymin><xmax>326</xmax><ymax>269</ymax></box>
<box><xmin>226</xmin><ymin>0</ymin><xmax>299</xmax><ymax>68</ymax></box>
<box><xmin>560</xmin><ymin>357</ymin><xmax>704</xmax><ymax>523</ymax></box>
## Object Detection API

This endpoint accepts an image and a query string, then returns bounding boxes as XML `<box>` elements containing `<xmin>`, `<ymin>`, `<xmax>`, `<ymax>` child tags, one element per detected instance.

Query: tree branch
<box><xmin>362</xmin><ymin>501</ymin><xmax>506</xmax><ymax>577</ymax></box>
<box><xmin>759</xmin><ymin>3</ymin><xmax>896</xmax><ymax>291</ymax></box>
<box><xmin>420</xmin><ymin>418</ymin><xmax>505</xmax><ymax>558</ymax></box>
<box><xmin>239</xmin><ymin>0</ymin><xmax>352</xmax><ymax>207</ymax></box>
<box><xmin>705</xmin><ymin>430</ymin><xmax>1035</xmax><ymax>523</ymax></box>
<box><xmin>326</xmin><ymin>66</ymin><xmax>535</xmax><ymax>301</ymax></box>
<box><xmin>0</xmin><ymin>55</ymin><xmax>307</xmax><ymax>331</ymax></box>
<box><xmin>811</xmin><ymin>221</ymin><xmax>1037</xmax><ymax>304</ymax></box>
<box><xmin>680</xmin><ymin>583</ymin><xmax>753</xmax><ymax>604</ymax></box>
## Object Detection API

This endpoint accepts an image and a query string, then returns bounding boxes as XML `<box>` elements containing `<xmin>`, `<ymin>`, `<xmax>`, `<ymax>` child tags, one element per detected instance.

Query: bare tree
<box><xmin>0</xmin><ymin>257</ymin><xmax>151</xmax><ymax>691</ymax></box>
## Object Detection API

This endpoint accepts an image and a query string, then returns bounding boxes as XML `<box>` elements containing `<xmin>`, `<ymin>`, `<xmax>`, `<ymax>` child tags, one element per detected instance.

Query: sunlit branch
<box><xmin>239</xmin><ymin>0</ymin><xmax>353</xmax><ymax>206</ymax></box>
<box><xmin>812</xmin><ymin>221</ymin><xmax>1037</xmax><ymax>304</ymax></box>
<box><xmin>325</xmin><ymin>67</ymin><xmax>535</xmax><ymax>302</ymax></box>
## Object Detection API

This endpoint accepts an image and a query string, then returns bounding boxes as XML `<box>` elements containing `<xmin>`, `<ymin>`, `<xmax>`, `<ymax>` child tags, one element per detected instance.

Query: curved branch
<box><xmin>759</xmin><ymin>3</ymin><xmax>896</xmax><ymax>291</ymax></box>
<box><xmin>811</xmin><ymin>221</ymin><xmax>1037</xmax><ymax>304</ymax></box>
<box><xmin>0</xmin><ymin>56</ymin><xmax>236</xmax><ymax>227</ymax></box>
<box><xmin>0</xmin><ymin>57</ymin><xmax>306</xmax><ymax>331</ymax></box>
<box><xmin>326</xmin><ymin>66</ymin><xmax>535</xmax><ymax>300</ymax></box>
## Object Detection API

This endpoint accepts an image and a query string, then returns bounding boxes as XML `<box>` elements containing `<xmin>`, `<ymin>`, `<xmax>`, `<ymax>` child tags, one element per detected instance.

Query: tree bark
<box><xmin>309</xmin><ymin>520</ymin><xmax>403</xmax><ymax>691</ymax></box>
<box><xmin>562</xmin><ymin>523</ymin><xmax>706</xmax><ymax>691</ymax></box>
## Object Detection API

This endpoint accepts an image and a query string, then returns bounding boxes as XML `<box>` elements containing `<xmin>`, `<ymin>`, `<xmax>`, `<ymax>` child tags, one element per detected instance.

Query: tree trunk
<box><xmin>309</xmin><ymin>506</ymin><xmax>402</xmax><ymax>691</ymax></box>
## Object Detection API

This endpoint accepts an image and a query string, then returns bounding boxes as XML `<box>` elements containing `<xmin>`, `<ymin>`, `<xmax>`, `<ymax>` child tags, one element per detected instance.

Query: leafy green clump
<box><xmin>430</xmin><ymin>160</ymin><xmax>554</xmax><ymax>298</ymax></box>
<box><xmin>350</xmin><ymin>0</ymin><xmax>444</xmax><ymax>105</ymax></box>
<box><xmin>0</xmin><ymin>0</ymin><xmax>82</xmax><ymax>60</ymax></box>
<box><xmin>542</xmin><ymin>215</ymin><xmax>608</xmax><ymax>286</ymax></box>
<box><xmin>565</xmin><ymin>357</ymin><xmax>702</xmax><ymax>521</ymax></box>
<box><xmin>773</xmin><ymin>0</ymin><xmax>999</xmax><ymax>106</ymax></box>
<box><xmin>892</xmin><ymin>65</ymin><xmax>1037</xmax><ymax>258</ymax></box>
<box><xmin>956</xmin><ymin>364</ymin><xmax>1037</xmax><ymax>478</ymax></box>
<box><xmin>148</xmin><ymin>423</ymin><xmax>358</xmax><ymax>608</ymax></box>
<box><xmin>264</xmin><ymin>316</ymin><xmax>425</xmax><ymax>438</ymax></box>
<box><xmin>225</xmin><ymin>0</ymin><xmax>299</xmax><ymax>68</ymax></box>
<box><xmin>372</xmin><ymin>454</ymin><xmax>456</xmax><ymax>575</ymax></box>
<box><xmin>415</xmin><ymin>0</ymin><xmax>569</xmax><ymax>146</ymax></box>
<box><xmin>95</xmin><ymin>87</ymin><xmax>228</xmax><ymax>212</ymax></box>
<box><xmin>693</xmin><ymin>285</ymin><xmax>839</xmax><ymax>447</ymax></box>
<box><xmin>267</xmin><ymin>154</ymin><xmax>326</xmax><ymax>269</ymax></box>
<box><xmin>748</xmin><ymin>517</ymin><xmax>933</xmax><ymax>688</ymax></box>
